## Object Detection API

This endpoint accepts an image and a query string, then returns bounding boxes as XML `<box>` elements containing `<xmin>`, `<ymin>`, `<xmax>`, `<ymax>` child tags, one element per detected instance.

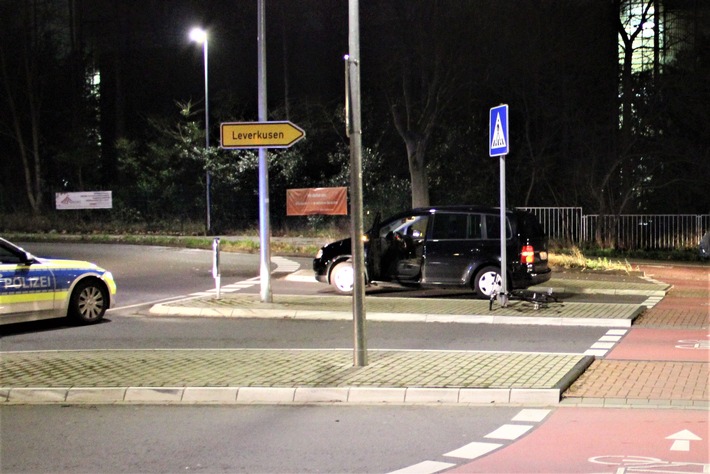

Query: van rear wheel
<box><xmin>330</xmin><ymin>262</ymin><xmax>354</xmax><ymax>294</ymax></box>
<box><xmin>473</xmin><ymin>266</ymin><xmax>502</xmax><ymax>298</ymax></box>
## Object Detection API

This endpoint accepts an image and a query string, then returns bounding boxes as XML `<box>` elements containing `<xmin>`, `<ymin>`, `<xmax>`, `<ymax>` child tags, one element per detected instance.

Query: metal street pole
<box><xmin>499</xmin><ymin>155</ymin><xmax>508</xmax><ymax>307</ymax></box>
<box><xmin>189</xmin><ymin>27</ymin><xmax>212</xmax><ymax>235</ymax></box>
<box><xmin>348</xmin><ymin>0</ymin><xmax>367</xmax><ymax>367</ymax></box>
<box><xmin>203</xmin><ymin>37</ymin><xmax>212</xmax><ymax>235</ymax></box>
<box><xmin>257</xmin><ymin>0</ymin><xmax>272</xmax><ymax>303</ymax></box>
<box><xmin>489</xmin><ymin>104</ymin><xmax>509</xmax><ymax>308</ymax></box>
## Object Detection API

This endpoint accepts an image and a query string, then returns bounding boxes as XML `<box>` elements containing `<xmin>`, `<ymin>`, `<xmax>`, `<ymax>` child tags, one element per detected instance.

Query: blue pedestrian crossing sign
<box><xmin>489</xmin><ymin>104</ymin><xmax>509</xmax><ymax>156</ymax></box>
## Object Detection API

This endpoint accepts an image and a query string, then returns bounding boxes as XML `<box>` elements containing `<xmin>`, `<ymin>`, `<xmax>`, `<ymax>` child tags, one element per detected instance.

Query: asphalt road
<box><xmin>3</xmin><ymin>242</ymin><xmax>608</xmax><ymax>355</ymax></box>
<box><xmin>2</xmin><ymin>243</ymin><xmax>707</xmax><ymax>474</ymax></box>
<box><xmin>16</xmin><ymin>241</ymin><xmax>272</xmax><ymax>308</ymax></box>
<box><xmin>0</xmin><ymin>243</ymin><xmax>576</xmax><ymax>474</ymax></box>
<box><xmin>1</xmin><ymin>404</ymin><xmax>525</xmax><ymax>474</ymax></box>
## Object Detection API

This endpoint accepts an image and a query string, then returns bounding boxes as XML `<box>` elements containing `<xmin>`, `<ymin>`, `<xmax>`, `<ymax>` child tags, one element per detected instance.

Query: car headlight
<box><xmin>315</xmin><ymin>249</ymin><xmax>323</xmax><ymax>259</ymax></box>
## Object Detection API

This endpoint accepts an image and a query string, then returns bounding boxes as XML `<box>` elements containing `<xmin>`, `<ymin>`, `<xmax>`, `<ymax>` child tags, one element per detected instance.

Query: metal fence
<box><xmin>520</xmin><ymin>207</ymin><xmax>583</xmax><ymax>245</ymax></box>
<box><xmin>520</xmin><ymin>207</ymin><xmax>709</xmax><ymax>250</ymax></box>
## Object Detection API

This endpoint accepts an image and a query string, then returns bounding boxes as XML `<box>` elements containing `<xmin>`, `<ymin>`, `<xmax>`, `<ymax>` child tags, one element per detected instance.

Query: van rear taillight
<box><xmin>521</xmin><ymin>245</ymin><xmax>535</xmax><ymax>264</ymax></box>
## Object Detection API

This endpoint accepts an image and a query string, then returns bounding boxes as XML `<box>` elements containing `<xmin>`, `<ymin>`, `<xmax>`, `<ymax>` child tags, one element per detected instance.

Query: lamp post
<box><xmin>189</xmin><ymin>27</ymin><xmax>212</xmax><ymax>234</ymax></box>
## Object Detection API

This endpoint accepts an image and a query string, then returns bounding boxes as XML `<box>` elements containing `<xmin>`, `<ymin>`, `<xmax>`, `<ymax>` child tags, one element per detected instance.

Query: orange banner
<box><xmin>287</xmin><ymin>187</ymin><xmax>348</xmax><ymax>216</ymax></box>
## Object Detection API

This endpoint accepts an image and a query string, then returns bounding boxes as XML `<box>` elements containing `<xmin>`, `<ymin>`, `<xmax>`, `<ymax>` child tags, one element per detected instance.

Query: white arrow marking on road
<box><xmin>666</xmin><ymin>429</ymin><xmax>702</xmax><ymax>452</ymax></box>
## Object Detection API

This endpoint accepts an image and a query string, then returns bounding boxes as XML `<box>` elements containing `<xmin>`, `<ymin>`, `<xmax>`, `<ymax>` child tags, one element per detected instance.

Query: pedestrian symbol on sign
<box><xmin>491</xmin><ymin>113</ymin><xmax>507</xmax><ymax>149</ymax></box>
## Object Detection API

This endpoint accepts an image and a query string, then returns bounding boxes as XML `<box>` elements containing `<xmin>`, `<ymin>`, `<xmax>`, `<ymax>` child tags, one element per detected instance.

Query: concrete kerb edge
<box><xmin>576</xmin><ymin>288</ymin><xmax>668</xmax><ymax>297</ymax></box>
<box><xmin>559</xmin><ymin>397</ymin><xmax>710</xmax><ymax>410</ymax></box>
<box><xmin>553</xmin><ymin>355</ymin><xmax>595</xmax><ymax>393</ymax></box>
<box><xmin>0</xmin><ymin>386</ymin><xmax>565</xmax><ymax>406</ymax></box>
<box><xmin>148</xmin><ymin>306</ymin><xmax>639</xmax><ymax>328</ymax></box>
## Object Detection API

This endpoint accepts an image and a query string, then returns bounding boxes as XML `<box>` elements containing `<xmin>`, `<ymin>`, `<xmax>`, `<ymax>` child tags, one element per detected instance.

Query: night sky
<box><xmin>2</xmin><ymin>0</ymin><xmax>708</xmax><ymax>218</ymax></box>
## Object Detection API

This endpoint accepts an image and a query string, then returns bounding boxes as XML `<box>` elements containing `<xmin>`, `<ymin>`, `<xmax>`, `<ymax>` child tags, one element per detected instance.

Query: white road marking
<box><xmin>670</xmin><ymin>440</ymin><xmax>690</xmax><ymax>451</ymax></box>
<box><xmin>445</xmin><ymin>441</ymin><xmax>503</xmax><ymax>460</ymax></box>
<box><xmin>666</xmin><ymin>429</ymin><xmax>702</xmax><ymax>452</ymax></box>
<box><xmin>642</xmin><ymin>296</ymin><xmax>663</xmax><ymax>308</ymax></box>
<box><xmin>109</xmin><ymin>295</ymin><xmax>196</xmax><ymax>311</ymax></box>
<box><xmin>113</xmin><ymin>260</ymin><xmax>296</xmax><ymax>312</ymax></box>
<box><xmin>387</xmin><ymin>460</ymin><xmax>456</xmax><ymax>474</ymax></box>
<box><xmin>584</xmin><ymin>349</ymin><xmax>610</xmax><ymax>357</ymax></box>
<box><xmin>585</xmin><ymin>329</ymin><xmax>628</xmax><ymax>357</ymax></box>
<box><xmin>591</xmin><ymin>342</ymin><xmax>616</xmax><ymax>349</ymax></box>
<box><xmin>512</xmin><ymin>409</ymin><xmax>551</xmax><ymax>422</ymax></box>
<box><xmin>271</xmin><ymin>256</ymin><xmax>300</xmax><ymax>272</ymax></box>
<box><xmin>484</xmin><ymin>424</ymin><xmax>533</xmax><ymax>440</ymax></box>
<box><xmin>393</xmin><ymin>408</ymin><xmax>551</xmax><ymax>472</ymax></box>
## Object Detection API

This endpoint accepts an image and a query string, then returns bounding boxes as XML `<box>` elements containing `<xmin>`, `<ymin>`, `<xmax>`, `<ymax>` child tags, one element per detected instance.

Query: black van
<box><xmin>313</xmin><ymin>206</ymin><xmax>552</xmax><ymax>297</ymax></box>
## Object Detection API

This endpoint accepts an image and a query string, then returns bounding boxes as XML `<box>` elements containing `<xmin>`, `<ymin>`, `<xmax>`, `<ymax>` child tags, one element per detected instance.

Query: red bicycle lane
<box><xmin>448</xmin><ymin>264</ymin><xmax>708</xmax><ymax>473</ymax></box>
<box><xmin>616</xmin><ymin>263</ymin><xmax>709</xmax><ymax>362</ymax></box>
<box><xmin>607</xmin><ymin>328</ymin><xmax>709</xmax><ymax>362</ymax></box>
<box><xmin>448</xmin><ymin>408</ymin><xmax>708</xmax><ymax>473</ymax></box>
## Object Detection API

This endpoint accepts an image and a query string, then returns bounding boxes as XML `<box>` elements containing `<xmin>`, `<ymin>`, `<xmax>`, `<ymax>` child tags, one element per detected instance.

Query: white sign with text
<box><xmin>55</xmin><ymin>191</ymin><xmax>112</xmax><ymax>210</ymax></box>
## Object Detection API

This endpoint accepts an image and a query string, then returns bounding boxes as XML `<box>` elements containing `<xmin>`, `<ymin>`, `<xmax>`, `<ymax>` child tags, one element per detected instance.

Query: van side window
<box><xmin>379</xmin><ymin>215</ymin><xmax>428</xmax><ymax>239</ymax></box>
<box><xmin>433</xmin><ymin>213</ymin><xmax>482</xmax><ymax>240</ymax></box>
<box><xmin>485</xmin><ymin>215</ymin><xmax>512</xmax><ymax>239</ymax></box>
<box><xmin>469</xmin><ymin>214</ymin><xmax>483</xmax><ymax>239</ymax></box>
<box><xmin>432</xmin><ymin>214</ymin><xmax>464</xmax><ymax>239</ymax></box>
<box><xmin>408</xmin><ymin>216</ymin><xmax>429</xmax><ymax>239</ymax></box>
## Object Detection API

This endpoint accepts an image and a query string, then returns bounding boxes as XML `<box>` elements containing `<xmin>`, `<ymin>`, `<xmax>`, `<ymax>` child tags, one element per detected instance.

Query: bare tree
<box><xmin>371</xmin><ymin>1</ymin><xmax>469</xmax><ymax>208</ymax></box>
<box><xmin>0</xmin><ymin>1</ymin><xmax>47</xmax><ymax>213</ymax></box>
<box><xmin>617</xmin><ymin>0</ymin><xmax>654</xmax><ymax>155</ymax></box>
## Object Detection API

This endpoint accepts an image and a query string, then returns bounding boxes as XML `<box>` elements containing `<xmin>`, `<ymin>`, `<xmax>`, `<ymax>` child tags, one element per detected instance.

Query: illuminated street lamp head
<box><xmin>189</xmin><ymin>27</ymin><xmax>207</xmax><ymax>44</ymax></box>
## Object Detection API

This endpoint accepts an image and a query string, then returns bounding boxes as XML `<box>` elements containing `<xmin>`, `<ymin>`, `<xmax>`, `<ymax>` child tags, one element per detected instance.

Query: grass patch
<box><xmin>549</xmin><ymin>247</ymin><xmax>634</xmax><ymax>272</ymax></box>
<box><xmin>4</xmin><ymin>232</ymin><xmax>321</xmax><ymax>258</ymax></box>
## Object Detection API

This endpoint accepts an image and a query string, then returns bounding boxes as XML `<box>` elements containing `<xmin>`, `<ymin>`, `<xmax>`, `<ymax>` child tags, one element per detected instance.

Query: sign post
<box><xmin>489</xmin><ymin>104</ymin><xmax>509</xmax><ymax>307</ymax></box>
<box><xmin>347</xmin><ymin>0</ymin><xmax>367</xmax><ymax>367</ymax></box>
<box><xmin>220</xmin><ymin>119</ymin><xmax>305</xmax><ymax>304</ymax></box>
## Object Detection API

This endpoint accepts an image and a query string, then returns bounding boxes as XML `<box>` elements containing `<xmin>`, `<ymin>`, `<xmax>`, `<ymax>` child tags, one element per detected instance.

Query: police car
<box><xmin>0</xmin><ymin>237</ymin><xmax>116</xmax><ymax>325</ymax></box>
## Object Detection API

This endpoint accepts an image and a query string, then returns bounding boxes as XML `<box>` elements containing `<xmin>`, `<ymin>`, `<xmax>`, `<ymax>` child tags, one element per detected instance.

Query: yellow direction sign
<box><xmin>220</xmin><ymin>121</ymin><xmax>305</xmax><ymax>149</ymax></box>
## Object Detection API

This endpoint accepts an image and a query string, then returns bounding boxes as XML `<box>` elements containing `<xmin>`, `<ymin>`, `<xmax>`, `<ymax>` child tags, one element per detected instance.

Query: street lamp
<box><xmin>189</xmin><ymin>26</ymin><xmax>212</xmax><ymax>234</ymax></box>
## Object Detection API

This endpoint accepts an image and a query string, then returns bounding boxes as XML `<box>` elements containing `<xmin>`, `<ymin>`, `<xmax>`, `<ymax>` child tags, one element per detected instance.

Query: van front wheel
<box><xmin>330</xmin><ymin>262</ymin><xmax>354</xmax><ymax>294</ymax></box>
<box><xmin>473</xmin><ymin>266</ymin><xmax>502</xmax><ymax>298</ymax></box>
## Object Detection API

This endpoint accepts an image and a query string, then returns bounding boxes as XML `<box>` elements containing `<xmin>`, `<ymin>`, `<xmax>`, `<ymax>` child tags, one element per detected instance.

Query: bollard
<box><xmin>212</xmin><ymin>237</ymin><xmax>221</xmax><ymax>299</ymax></box>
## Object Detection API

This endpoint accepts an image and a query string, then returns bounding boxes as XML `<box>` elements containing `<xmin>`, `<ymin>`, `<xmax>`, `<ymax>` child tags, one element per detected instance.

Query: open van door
<box><xmin>365</xmin><ymin>212</ymin><xmax>382</xmax><ymax>281</ymax></box>
<box><xmin>385</xmin><ymin>214</ymin><xmax>430</xmax><ymax>283</ymax></box>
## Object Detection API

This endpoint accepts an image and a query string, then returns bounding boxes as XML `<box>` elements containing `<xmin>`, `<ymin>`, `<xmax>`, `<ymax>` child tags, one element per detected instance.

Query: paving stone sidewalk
<box><xmin>561</xmin><ymin>263</ymin><xmax>709</xmax><ymax>409</ymax></box>
<box><xmin>562</xmin><ymin>359</ymin><xmax>708</xmax><ymax>408</ymax></box>
<box><xmin>149</xmin><ymin>292</ymin><xmax>647</xmax><ymax>327</ymax></box>
<box><xmin>149</xmin><ymin>271</ymin><xmax>669</xmax><ymax>327</ymax></box>
<box><xmin>2</xmin><ymin>267</ymin><xmax>704</xmax><ymax>407</ymax></box>
<box><xmin>0</xmin><ymin>349</ymin><xmax>592</xmax><ymax>405</ymax></box>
